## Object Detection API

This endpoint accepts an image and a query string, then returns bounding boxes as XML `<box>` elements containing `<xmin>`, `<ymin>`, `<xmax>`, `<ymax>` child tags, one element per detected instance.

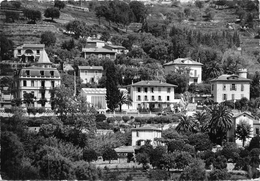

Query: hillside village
<box><xmin>1</xmin><ymin>0</ymin><xmax>260</xmax><ymax>180</ymax></box>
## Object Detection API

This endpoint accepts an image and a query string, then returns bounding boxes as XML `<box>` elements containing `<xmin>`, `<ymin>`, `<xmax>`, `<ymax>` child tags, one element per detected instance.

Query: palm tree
<box><xmin>207</xmin><ymin>104</ymin><xmax>233</xmax><ymax>145</ymax></box>
<box><xmin>236</xmin><ymin>120</ymin><xmax>252</xmax><ymax>147</ymax></box>
<box><xmin>118</xmin><ymin>92</ymin><xmax>132</xmax><ymax>112</ymax></box>
<box><xmin>175</xmin><ymin>114</ymin><xmax>198</xmax><ymax>134</ymax></box>
<box><xmin>193</xmin><ymin>111</ymin><xmax>210</xmax><ymax>132</ymax></box>
<box><xmin>204</xmin><ymin>61</ymin><xmax>223</xmax><ymax>80</ymax></box>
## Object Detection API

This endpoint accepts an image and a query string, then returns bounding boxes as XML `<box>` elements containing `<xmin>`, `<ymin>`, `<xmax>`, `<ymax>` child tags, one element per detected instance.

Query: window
<box><xmin>51</xmin><ymin>81</ymin><xmax>55</xmax><ymax>88</ymax></box>
<box><xmin>31</xmin><ymin>80</ymin><xmax>34</xmax><ymax>87</ymax></box>
<box><xmin>23</xmin><ymin>80</ymin><xmax>27</xmax><ymax>87</ymax></box>
<box><xmin>136</xmin><ymin>131</ymin><xmax>139</xmax><ymax>137</ymax></box>
<box><xmin>152</xmin><ymin>96</ymin><xmax>154</xmax><ymax>101</ymax></box>
<box><xmin>144</xmin><ymin>88</ymin><xmax>148</xmax><ymax>93</ymax></box>
<box><xmin>36</xmin><ymin>50</ymin><xmax>40</xmax><ymax>55</ymax></box>
<box><xmin>232</xmin><ymin>94</ymin><xmax>235</xmax><ymax>100</ymax></box>
<box><xmin>41</xmin><ymin>81</ymin><xmax>45</xmax><ymax>87</ymax></box>
<box><xmin>194</xmin><ymin>78</ymin><xmax>198</xmax><ymax>83</ymax></box>
<box><xmin>223</xmin><ymin>84</ymin><xmax>226</xmax><ymax>91</ymax></box>
<box><xmin>151</xmin><ymin>87</ymin><xmax>154</xmax><ymax>93</ymax></box>
<box><xmin>95</xmin><ymin>71</ymin><xmax>98</xmax><ymax>74</ymax></box>
<box><xmin>231</xmin><ymin>84</ymin><xmax>236</xmax><ymax>90</ymax></box>
<box><xmin>41</xmin><ymin>92</ymin><xmax>45</xmax><ymax>99</ymax></box>
<box><xmin>40</xmin><ymin>71</ymin><xmax>44</xmax><ymax>76</ymax></box>
<box><xmin>106</xmin><ymin>54</ymin><xmax>110</xmax><ymax>58</ymax></box>
<box><xmin>18</xmin><ymin>50</ymin><xmax>21</xmax><ymax>54</ymax></box>
<box><xmin>212</xmin><ymin>84</ymin><xmax>214</xmax><ymax>91</ymax></box>
<box><xmin>50</xmin><ymin>71</ymin><xmax>54</xmax><ymax>76</ymax></box>
<box><xmin>91</xmin><ymin>78</ymin><xmax>95</xmax><ymax>83</ymax></box>
<box><xmin>167</xmin><ymin>96</ymin><xmax>170</xmax><ymax>101</ymax></box>
<box><xmin>98</xmin><ymin>54</ymin><xmax>102</xmax><ymax>58</ymax></box>
<box><xmin>241</xmin><ymin>84</ymin><xmax>244</xmax><ymax>91</ymax></box>
<box><xmin>256</xmin><ymin>128</ymin><xmax>259</xmax><ymax>135</ymax></box>
<box><xmin>85</xmin><ymin>71</ymin><xmax>88</xmax><ymax>75</ymax></box>
<box><xmin>158</xmin><ymin>87</ymin><xmax>161</xmax><ymax>92</ymax></box>
<box><xmin>223</xmin><ymin>94</ymin><xmax>227</xmax><ymax>101</ymax></box>
<box><xmin>194</xmin><ymin>70</ymin><xmax>197</xmax><ymax>76</ymax></box>
<box><xmin>158</xmin><ymin>96</ymin><xmax>161</xmax><ymax>101</ymax></box>
<box><xmin>137</xmin><ymin>87</ymin><xmax>141</xmax><ymax>92</ymax></box>
<box><xmin>137</xmin><ymin>95</ymin><xmax>141</xmax><ymax>101</ymax></box>
<box><xmin>144</xmin><ymin>96</ymin><xmax>148</xmax><ymax>101</ymax></box>
<box><xmin>26</xmin><ymin>70</ymin><xmax>30</xmax><ymax>76</ymax></box>
<box><xmin>167</xmin><ymin>88</ymin><xmax>171</xmax><ymax>93</ymax></box>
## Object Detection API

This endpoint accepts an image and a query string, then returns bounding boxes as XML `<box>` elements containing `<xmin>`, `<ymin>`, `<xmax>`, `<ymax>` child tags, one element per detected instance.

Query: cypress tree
<box><xmin>105</xmin><ymin>61</ymin><xmax>120</xmax><ymax>111</ymax></box>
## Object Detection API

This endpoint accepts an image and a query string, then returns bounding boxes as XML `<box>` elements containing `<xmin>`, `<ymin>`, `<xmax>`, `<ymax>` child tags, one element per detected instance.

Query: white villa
<box><xmin>163</xmin><ymin>58</ymin><xmax>203</xmax><ymax>85</ymax></box>
<box><xmin>210</xmin><ymin>69</ymin><xmax>250</xmax><ymax>103</ymax></box>
<box><xmin>131</xmin><ymin>126</ymin><xmax>162</xmax><ymax>147</ymax></box>
<box><xmin>78</xmin><ymin>66</ymin><xmax>103</xmax><ymax>84</ymax></box>
<box><xmin>128</xmin><ymin>80</ymin><xmax>177</xmax><ymax>110</ymax></box>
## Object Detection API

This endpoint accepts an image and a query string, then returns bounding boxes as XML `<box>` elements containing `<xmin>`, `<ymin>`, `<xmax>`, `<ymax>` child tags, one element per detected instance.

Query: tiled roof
<box><xmin>164</xmin><ymin>58</ymin><xmax>203</xmax><ymax>66</ymax></box>
<box><xmin>78</xmin><ymin>66</ymin><xmax>103</xmax><ymax>70</ymax></box>
<box><xmin>132</xmin><ymin>126</ymin><xmax>162</xmax><ymax>131</ymax></box>
<box><xmin>105</xmin><ymin>44</ymin><xmax>125</xmax><ymax>49</ymax></box>
<box><xmin>130</xmin><ymin>80</ymin><xmax>177</xmax><ymax>87</ymax></box>
<box><xmin>19</xmin><ymin>67</ymin><xmax>60</xmax><ymax>77</ymax></box>
<box><xmin>115</xmin><ymin>146</ymin><xmax>135</xmax><ymax>153</ymax></box>
<box><xmin>210</xmin><ymin>74</ymin><xmax>251</xmax><ymax>82</ymax></box>
<box><xmin>37</xmin><ymin>50</ymin><xmax>52</xmax><ymax>64</ymax></box>
<box><xmin>87</xmin><ymin>39</ymin><xmax>105</xmax><ymax>43</ymax></box>
<box><xmin>17</xmin><ymin>44</ymin><xmax>45</xmax><ymax>49</ymax></box>
<box><xmin>82</xmin><ymin>48</ymin><xmax>116</xmax><ymax>53</ymax></box>
<box><xmin>232</xmin><ymin>111</ymin><xmax>255</xmax><ymax>119</ymax></box>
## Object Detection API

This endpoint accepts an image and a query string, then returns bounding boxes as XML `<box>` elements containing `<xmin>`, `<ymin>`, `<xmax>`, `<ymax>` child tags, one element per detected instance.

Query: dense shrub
<box><xmin>83</xmin><ymin>149</ymin><xmax>98</xmax><ymax>163</ymax></box>
<box><xmin>174</xmin><ymin>152</ymin><xmax>194</xmax><ymax>169</ymax></box>
<box><xmin>122</xmin><ymin>116</ymin><xmax>130</xmax><ymax>122</ymax></box>
<box><xmin>179</xmin><ymin>159</ymin><xmax>206</xmax><ymax>181</ymax></box>
<box><xmin>106</xmin><ymin>117</ymin><xmax>115</xmax><ymax>123</ymax></box>
<box><xmin>134</xmin><ymin>117</ymin><xmax>148</xmax><ymax>125</ymax></box>
<box><xmin>148</xmin><ymin>169</ymin><xmax>169</xmax><ymax>180</ymax></box>
<box><xmin>167</xmin><ymin>140</ymin><xmax>185</xmax><ymax>152</ymax></box>
<box><xmin>188</xmin><ymin>133</ymin><xmax>212</xmax><ymax>152</ymax></box>
<box><xmin>96</xmin><ymin>122</ymin><xmax>111</xmax><ymax>130</ymax></box>
<box><xmin>114</xmin><ymin>116</ymin><xmax>122</xmax><ymax>122</ymax></box>
<box><xmin>213</xmin><ymin>155</ymin><xmax>228</xmax><ymax>169</ymax></box>
<box><xmin>95</xmin><ymin>114</ymin><xmax>106</xmax><ymax>122</ymax></box>
<box><xmin>248</xmin><ymin>136</ymin><xmax>260</xmax><ymax>151</ymax></box>
<box><xmin>221</xmin><ymin>142</ymin><xmax>240</xmax><ymax>162</ymax></box>
<box><xmin>208</xmin><ymin>169</ymin><xmax>231</xmax><ymax>180</ymax></box>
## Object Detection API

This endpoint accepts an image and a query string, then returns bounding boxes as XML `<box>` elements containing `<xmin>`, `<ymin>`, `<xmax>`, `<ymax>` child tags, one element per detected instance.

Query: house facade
<box><xmin>14</xmin><ymin>44</ymin><xmax>45</xmax><ymax>62</ymax></box>
<box><xmin>227</xmin><ymin>112</ymin><xmax>259</xmax><ymax>146</ymax></box>
<box><xmin>78</xmin><ymin>66</ymin><xmax>103</xmax><ymax>84</ymax></box>
<box><xmin>82</xmin><ymin>48</ymin><xmax>116</xmax><ymax>60</ymax></box>
<box><xmin>131</xmin><ymin>126</ymin><xmax>162</xmax><ymax>147</ymax></box>
<box><xmin>128</xmin><ymin>80</ymin><xmax>177</xmax><ymax>110</ymax></box>
<box><xmin>163</xmin><ymin>58</ymin><xmax>203</xmax><ymax>85</ymax></box>
<box><xmin>13</xmin><ymin>50</ymin><xmax>61</xmax><ymax>109</ymax></box>
<box><xmin>210</xmin><ymin>70</ymin><xmax>250</xmax><ymax>103</ymax></box>
<box><xmin>103</xmin><ymin>44</ymin><xmax>128</xmax><ymax>55</ymax></box>
<box><xmin>85</xmin><ymin>39</ymin><xmax>105</xmax><ymax>48</ymax></box>
<box><xmin>80</xmin><ymin>88</ymin><xmax>128</xmax><ymax>110</ymax></box>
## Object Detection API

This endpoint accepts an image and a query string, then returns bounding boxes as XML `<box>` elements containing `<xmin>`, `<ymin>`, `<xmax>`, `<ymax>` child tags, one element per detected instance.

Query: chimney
<box><xmin>238</xmin><ymin>69</ymin><xmax>247</xmax><ymax>78</ymax></box>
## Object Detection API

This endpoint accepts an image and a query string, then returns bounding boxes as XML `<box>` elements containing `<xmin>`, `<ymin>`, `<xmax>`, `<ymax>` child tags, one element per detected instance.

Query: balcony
<box><xmin>39</xmin><ymin>86</ymin><xmax>46</xmax><ymax>93</ymax></box>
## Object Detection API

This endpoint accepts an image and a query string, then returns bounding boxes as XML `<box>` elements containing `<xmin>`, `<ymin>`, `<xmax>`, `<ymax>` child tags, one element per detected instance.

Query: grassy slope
<box><xmin>2</xmin><ymin>1</ymin><xmax>259</xmax><ymax>73</ymax></box>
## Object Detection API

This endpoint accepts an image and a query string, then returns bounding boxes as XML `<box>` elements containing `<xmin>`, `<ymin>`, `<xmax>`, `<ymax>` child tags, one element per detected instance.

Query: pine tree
<box><xmin>250</xmin><ymin>71</ymin><xmax>260</xmax><ymax>99</ymax></box>
<box><xmin>105</xmin><ymin>61</ymin><xmax>120</xmax><ymax>111</ymax></box>
<box><xmin>233</xmin><ymin>31</ymin><xmax>240</xmax><ymax>47</ymax></box>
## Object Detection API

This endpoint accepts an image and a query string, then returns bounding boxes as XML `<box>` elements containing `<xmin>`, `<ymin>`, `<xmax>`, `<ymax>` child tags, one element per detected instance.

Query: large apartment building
<box><xmin>128</xmin><ymin>80</ymin><xmax>177</xmax><ymax>110</ymax></box>
<box><xmin>13</xmin><ymin>50</ymin><xmax>61</xmax><ymax>109</ymax></box>
<box><xmin>210</xmin><ymin>69</ymin><xmax>251</xmax><ymax>103</ymax></box>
